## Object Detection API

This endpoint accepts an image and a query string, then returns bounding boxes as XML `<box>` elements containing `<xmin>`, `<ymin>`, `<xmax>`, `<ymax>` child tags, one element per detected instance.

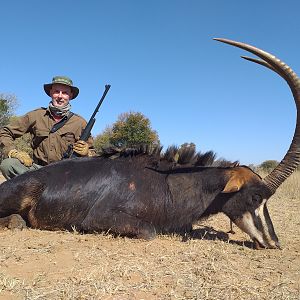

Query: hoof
<box><xmin>7</xmin><ymin>214</ymin><xmax>27</xmax><ymax>230</ymax></box>
<box><xmin>136</xmin><ymin>227</ymin><xmax>156</xmax><ymax>240</ymax></box>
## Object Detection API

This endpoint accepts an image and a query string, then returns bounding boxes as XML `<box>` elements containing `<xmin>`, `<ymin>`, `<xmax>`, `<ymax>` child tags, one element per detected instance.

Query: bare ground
<box><xmin>0</xmin><ymin>173</ymin><xmax>299</xmax><ymax>299</ymax></box>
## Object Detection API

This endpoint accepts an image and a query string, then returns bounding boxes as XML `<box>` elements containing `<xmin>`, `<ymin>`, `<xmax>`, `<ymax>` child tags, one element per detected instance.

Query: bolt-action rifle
<box><xmin>63</xmin><ymin>84</ymin><xmax>111</xmax><ymax>159</ymax></box>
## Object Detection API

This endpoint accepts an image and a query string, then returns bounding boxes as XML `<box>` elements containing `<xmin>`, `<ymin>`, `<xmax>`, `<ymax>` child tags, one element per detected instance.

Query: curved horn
<box><xmin>214</xmin><ymin>38</ymin><xmax>300</xmax><ymax>195</ymax></box>
<box><xmin>241</xmin><ymin>56</ymin><xmax>277</xmax><ymax>74</ymax></box>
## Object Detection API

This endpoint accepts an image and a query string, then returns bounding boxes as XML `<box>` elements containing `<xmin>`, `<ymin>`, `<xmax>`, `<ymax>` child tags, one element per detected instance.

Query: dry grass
<box><xmin>0</xmin><ymin>172</ymin><xmax>299</xmax><ymax>299</ymax></box>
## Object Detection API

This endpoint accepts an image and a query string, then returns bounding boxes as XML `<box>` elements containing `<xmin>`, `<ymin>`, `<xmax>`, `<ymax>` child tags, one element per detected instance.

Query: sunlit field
<box><xmin>0</xmin><ymin>172</ymin><xmax>299</xmax><ymax>299</ymax></box>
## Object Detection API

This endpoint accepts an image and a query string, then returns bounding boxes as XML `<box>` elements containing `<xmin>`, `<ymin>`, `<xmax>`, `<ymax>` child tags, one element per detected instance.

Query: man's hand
<box><xmin>73</xmin><ymin>140</ymin><xmax>89</xmax><ymax>156</ymax></box>
<box><xmin>8</xmin><ymin>149</ymin><xmax>33</xmax><ymax>167</ymax></box>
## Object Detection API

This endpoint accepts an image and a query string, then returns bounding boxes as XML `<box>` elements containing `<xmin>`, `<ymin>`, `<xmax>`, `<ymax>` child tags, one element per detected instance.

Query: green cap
<box><xmin>44</xmin><ymin>76</ymin><xmax>79</xmax><ymax>99</ymax></box>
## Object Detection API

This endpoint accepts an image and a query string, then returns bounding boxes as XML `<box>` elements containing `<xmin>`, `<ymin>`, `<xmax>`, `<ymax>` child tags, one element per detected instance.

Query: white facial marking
<box><xmin>235</xmin><ymin>200</ymin><xmax>277</xmax><ymax>248</ymax></box>
<box><xmin>254</xmin><ymin>200</ymin><xmax>277</xmax><ymax>248</ymax></box>
<box><xmin>235</xmin><ymin>212</ymin><xmax>266</xmax><ymax>247</ymax></box>
<box><xmin>255</xmin><ymin>199</ymin><xmax>267</xmax><ymax>217</ymax></box>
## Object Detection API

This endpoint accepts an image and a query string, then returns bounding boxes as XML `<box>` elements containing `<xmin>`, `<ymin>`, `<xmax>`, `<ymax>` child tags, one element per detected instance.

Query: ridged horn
<box><xmin>214</xmin><ymin>38</ymin><xmax>300</xmax><ymax>195</ymax></box>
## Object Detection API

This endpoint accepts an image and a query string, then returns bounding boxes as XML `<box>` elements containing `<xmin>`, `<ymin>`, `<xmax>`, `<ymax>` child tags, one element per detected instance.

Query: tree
<box><xmin>0</xmin><ymin>93</ymin><xmax>18</xmax><ymax>127</ymax></box>
<box><xmin>0</xmin><ymin>94</ymin><xmax>32</xmax><ymax>160</ymax></box>
<box><xmin>93</xmin><ymin>125</ymin><xmax>113</xmax><ymax>154</ymax></box>
<box><xmin>94</xmin><ymin>112</ymin><xmax>160</xmax><ymax>153</ymax></box>
<box><xmin>259</xmin><ymin>160</ymin><xmax>279</xmax><ymax>172</ymax></box>
<box><xmin>0</xmin><ymin>94</ymin><xmax>20</xmax><ymax>160</ymax></box>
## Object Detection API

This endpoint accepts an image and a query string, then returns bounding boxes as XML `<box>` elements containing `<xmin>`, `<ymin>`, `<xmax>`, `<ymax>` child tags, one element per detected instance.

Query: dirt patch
<box><xmin>0</xmin><ymin>175</ymin><xmax>299</xmax><ymax>299</ymax></box>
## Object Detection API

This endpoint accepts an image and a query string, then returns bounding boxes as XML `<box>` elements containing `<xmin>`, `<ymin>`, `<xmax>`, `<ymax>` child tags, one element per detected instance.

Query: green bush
<box><xmin>259</xmin><ymin>160</ymin><xmax>279</xmax><ymax>172</ymax></box>
<box><xmin>94</xmin><ymin>111</ymin><xmax>159</xmax><ymax>154</ymax></box>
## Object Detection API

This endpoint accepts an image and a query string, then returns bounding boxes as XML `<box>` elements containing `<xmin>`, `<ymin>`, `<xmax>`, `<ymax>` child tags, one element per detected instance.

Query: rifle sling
<box><xmin>32</xmin><ymin>112</ymin><xmax>74</xmax><ymax>150</ymax></box>
<box><xmin>50</xmin><ymin>112</ymin><xmax>74</xmax><ymax>133</ymax></box>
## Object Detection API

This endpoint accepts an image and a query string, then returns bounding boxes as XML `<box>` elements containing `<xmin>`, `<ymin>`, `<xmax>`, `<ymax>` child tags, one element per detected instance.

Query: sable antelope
<box><xmin>0</xmin><ymin>38</ymin><xmax>299</xmax><ymax>249</ymax></box>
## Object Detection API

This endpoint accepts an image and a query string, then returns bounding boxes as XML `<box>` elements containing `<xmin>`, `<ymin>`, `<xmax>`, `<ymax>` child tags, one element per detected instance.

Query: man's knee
<box><xmin>0</xmin><ymin>158</ymin><xmax>17</xmax><ymax>174</ymax></box>
<box><xmin>0</xmin><ymin>158</ymin><xmax>28</xmax><ymax>179</ymax></box>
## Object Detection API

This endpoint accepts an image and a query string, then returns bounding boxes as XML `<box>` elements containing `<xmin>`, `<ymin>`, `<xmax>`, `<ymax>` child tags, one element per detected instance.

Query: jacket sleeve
<box><xmin>0</xmin><ymin>114</ymin><xmax>32</xmax><ymax>157</ymax></box>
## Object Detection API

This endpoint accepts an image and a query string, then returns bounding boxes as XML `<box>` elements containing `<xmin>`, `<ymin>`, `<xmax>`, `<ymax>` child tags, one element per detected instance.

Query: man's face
<box><xmin>50</xmin><ymin>83</ymin><xmax>73</xmax><ymax>108</ymax></box>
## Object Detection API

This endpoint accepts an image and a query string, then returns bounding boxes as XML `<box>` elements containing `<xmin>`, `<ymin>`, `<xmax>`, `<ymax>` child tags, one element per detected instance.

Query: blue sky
<box><xmin>1</xmin><ymin>1</ymin><xmax>299</xmax><ymax>165</ymax></box>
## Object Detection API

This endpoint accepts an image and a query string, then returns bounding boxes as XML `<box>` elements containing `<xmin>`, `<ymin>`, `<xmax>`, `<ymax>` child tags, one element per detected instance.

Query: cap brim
<box><xmin>43</xmin><ymin>83</ymin><xmax>79</xmax><ymax>100</ymax></box>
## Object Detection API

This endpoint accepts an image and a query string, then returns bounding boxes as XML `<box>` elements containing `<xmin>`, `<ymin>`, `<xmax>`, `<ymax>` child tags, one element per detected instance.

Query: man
<box><xmin>0</xmin><ymin>76</ymin><xmax>93</xmax><ymax>179</ymax></box>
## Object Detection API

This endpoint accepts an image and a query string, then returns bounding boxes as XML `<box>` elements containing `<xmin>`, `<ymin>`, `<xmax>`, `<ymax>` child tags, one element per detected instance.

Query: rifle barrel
<box><xmin>89</xmin><ymin>84</ymin><xmax>111</xmax><ymax>121</ymax></box>
<box><xmin>63</xmin><ymin>84</ymin><xmax>111</xmax><ymax>159</ymax></box>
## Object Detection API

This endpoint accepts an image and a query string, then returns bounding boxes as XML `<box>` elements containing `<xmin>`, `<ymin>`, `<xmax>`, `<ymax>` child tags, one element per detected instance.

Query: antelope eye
<box><xmin>252</xmin><ymin>194</ymin><xmax>262</xmax><ymax>203</ymax></box>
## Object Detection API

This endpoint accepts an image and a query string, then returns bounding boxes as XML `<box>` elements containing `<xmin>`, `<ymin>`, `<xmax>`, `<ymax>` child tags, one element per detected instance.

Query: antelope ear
<box><xmin>222</xmin><ymin>176</ymin><xmax>245</xmax><ymax>193</ymax></box>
